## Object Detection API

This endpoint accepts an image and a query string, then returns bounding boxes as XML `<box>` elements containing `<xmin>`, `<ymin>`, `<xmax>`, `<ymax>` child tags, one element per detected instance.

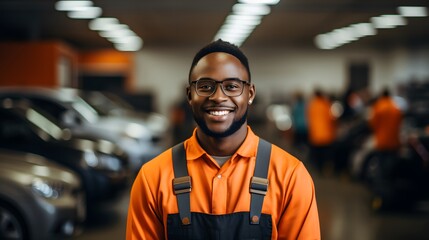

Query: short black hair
<box><xmin>188</xmin><ymin>39</ymin><xmax>251</xmax><ymax>82</ymax></box>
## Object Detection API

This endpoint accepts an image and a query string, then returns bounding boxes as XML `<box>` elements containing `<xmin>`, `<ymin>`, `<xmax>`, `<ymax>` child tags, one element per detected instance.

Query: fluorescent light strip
<box><xmin>89</xmin><ymin>18</ymin><xmax>120</xmax><ymax>31</ymax></box>
<box><xmin>238</xmin><ymin>0</ymin><xmax>280</xmax><ymax>6</ymax></box>
<box><xmin>213</xmin><ymin>1</ymin><xmax>280</xmax><ymax>46</ymax></box>
<box><xmin>55</xmin><ymin>1</ymin><xmax>143</xmax><ymax>51</ymax></box>
<box><xmin>351</xmin><ymin>23</ymin><xmax>376</xmax><ymax>37</ymax></box>
<box><xmin>55</xmin><ymin>0</ymin><xmax>93</xmax><ymax>11</ymax></box>
<box><xmin>232</xmin><ymin>3</ymin><xmax>271</xmax><ymax>15</ymax></box>
<box><xmin>67</xmin><ymin>6</ymin><xmax>102</xmax><ymax>19</ymax></box>
<box><xmin>371</xmin><ymin>14</ymin><xmax>407</xmax><ymax>29</ymax></box>
<box><xmin>398</xmin><ymin>6</ymin><xmax>428</xmax><ymax>17</ymax></box>
<box><xmin>99</xmin><ymin>28</ymin><xmax>134</xmax><ymax>39</ymax></box>
<box><xmin>226</xmin><ymin>14</ymin><xmax>263</xmax><ymax>22</ymax></box>
<box><xmin>315</xmin><ymin>6</ymin><xmax>426</xmax><ymax>50</ymax></box>
<box><xmin>225</xmin><ymin>18</ymin><xmax>262</xmax><ymax>26</ymax></box>
<box><xmin>114</xmin><ymin>38</ymin><xmax>143</xmax><ymax>51</ymax></box>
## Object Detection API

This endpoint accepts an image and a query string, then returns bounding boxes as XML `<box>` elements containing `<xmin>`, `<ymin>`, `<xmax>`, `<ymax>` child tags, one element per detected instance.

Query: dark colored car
<box><xmin>0</xmin><ymin>98</ymin><xmax>131</xmax><ymax>208</ymax></box>
<box><xmin>0</xmin><ymin>149</ymin><xmax>86</xmax><ymax>239</ymax></box>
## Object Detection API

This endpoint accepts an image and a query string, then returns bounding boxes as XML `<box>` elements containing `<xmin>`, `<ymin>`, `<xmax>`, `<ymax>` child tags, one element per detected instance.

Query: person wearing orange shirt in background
<box><xmin>368</xmin><ymin>88</ymin><xmax>403</xmax><ymax>209</ymax></box>
<box><xmin>126</xmin><ymin>40</ymin><xmax>320</xmax><ymax>239</ymax></box>
<box><xmin>307</xmin><ymin>89</ymin><xmax>337</xmax><ymax>175</ymax></box>
<box><xmin>369</xmin><ymin>88</ymin><xmax>402</xmax><ymax>151</ymax></box>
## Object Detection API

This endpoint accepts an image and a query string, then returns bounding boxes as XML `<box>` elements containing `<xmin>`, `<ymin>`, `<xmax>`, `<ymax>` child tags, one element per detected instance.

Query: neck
<box><xmin>196</xmin><ymin>124</ymin><xmax>248</xmax><ymax>156</ymax></box>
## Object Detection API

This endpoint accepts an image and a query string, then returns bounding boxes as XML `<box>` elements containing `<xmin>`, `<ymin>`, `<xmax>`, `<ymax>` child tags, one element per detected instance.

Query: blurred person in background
<box><xmin>368</xmin><ymin>88</ymin><xmax>403</xmax><ymax>208</ymax></box>
<box><xmin>307</xmin><ymin>88</ymin><xmax>337</xmax><ymax>175</ymax></box>
<box><xmin>291</xmin><ymin>91</ymin><xmax>308</xmax><ymax>147</ymax></box>
<box><xmin>126</xmin><ymin>39</ymin><xmax>320</xmax><ymax>239</ymax></box>
<box><xmin>369</xmin><ymin>88</ymin><xmax>402</xmax><ymax>152</ymax></box>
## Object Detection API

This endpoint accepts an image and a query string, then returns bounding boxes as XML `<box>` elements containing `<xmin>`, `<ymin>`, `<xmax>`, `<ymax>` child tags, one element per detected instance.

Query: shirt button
<box><xmin>217</xmin><ymin>174</ymin><xmax>222</xmax><ymax>179</ymax></box>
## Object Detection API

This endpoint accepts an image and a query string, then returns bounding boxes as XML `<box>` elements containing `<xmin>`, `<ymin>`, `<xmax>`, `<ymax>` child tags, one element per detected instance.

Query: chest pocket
<box><xmin>167</xmin><ymin>212</ymin><xmax>272</xmax><ymax>240</ymax></box>
<box><xmin>170</xmin><ymin>139</ymin><xmax>272</xmax><ymax>239</ymax></box>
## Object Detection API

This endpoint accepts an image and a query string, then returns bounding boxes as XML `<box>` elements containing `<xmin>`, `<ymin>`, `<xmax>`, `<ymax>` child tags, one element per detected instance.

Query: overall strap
<box><xmin>172</xmin><ymin>139</ymin><xmax>271</xmax><ymax>226</ymax></box>
<box><xmin>249</xmin><ymin>138</ymin><xmax>272</xmax><ymax>224</ymax></box>
<box><xmin>172</xmin><ymin>142</ymin><xmax>192</xmax><ymax>225</ymax></box>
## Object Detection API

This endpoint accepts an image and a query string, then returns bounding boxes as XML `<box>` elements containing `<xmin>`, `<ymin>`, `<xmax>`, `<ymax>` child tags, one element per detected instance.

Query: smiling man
<box><xmin>126</xmin><ymin>39</ymin><xmax>320</xmax><ymax>240</ymax></box>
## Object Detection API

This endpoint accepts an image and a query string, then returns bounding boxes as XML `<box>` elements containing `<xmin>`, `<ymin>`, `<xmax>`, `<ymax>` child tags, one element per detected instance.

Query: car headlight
<box><xmin>31</xmin><ymin>178</ymin><xmax>64</xmax><ymax>199</ymax></box>
<box><xmin>99</xmin><ymin>154</ymin><xmax>122</xmax><ymax>171</ymax></box>
<box><xmin>124</xmin><ymin>123</ymin><xmax>147</xmax><ymax>139</ymax></box>
<box><xmin>82</xmin><ymin>150</ymin><xmax>122</xmax><ymax>171</ymax></box>
<box><xmin>83</xmin><ymin>150</ymin><xmax>99</xmax><ymax>168</ymax></box>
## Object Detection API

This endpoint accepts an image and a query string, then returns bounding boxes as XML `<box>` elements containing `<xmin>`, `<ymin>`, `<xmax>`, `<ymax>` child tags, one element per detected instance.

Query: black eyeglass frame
<box><xmin>190</xmin><ymin>78</ymin><xmax>251</xmax><ymax>97</ymax></box>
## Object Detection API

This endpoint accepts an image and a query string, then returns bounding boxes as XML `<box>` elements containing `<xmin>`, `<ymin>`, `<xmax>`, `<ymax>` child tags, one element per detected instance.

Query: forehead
<box><xmin>190</xmin><ymin>52</ymin><xmax>249</xmax><ymax>80</ymax></box>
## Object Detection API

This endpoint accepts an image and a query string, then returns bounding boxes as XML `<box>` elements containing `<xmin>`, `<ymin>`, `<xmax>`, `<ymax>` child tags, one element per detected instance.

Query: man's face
<box><xmin>187</xmin><ymin>52</ymin><xmax>255</xmax><ymax>138</ymax></box>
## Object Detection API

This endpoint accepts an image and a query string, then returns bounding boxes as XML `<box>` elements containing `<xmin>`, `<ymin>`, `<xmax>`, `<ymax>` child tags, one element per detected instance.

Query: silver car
<box><xmin>0</xmin><ymin>149</ymin><xmax>86</xmax><ymax>240</ymax></box>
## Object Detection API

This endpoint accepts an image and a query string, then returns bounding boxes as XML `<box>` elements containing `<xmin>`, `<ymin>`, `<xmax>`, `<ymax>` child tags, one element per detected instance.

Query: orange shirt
<box><xmin>369</xmin><ymin>96</ymin><xmax>402</xmax><ymax>150</ymax></box>
<box><xmin>307</xmin><ymin>96</ymin><xmax>336</xmax><ymax>146</ymax></box>
<box><xmin>126</xmin><ymin>127</ymin><xmax>320</xmax><ymax>240</ymax></box>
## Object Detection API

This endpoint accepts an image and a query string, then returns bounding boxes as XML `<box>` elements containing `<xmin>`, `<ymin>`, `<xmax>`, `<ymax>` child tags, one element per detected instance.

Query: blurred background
<box><xmin>0</xmin><ymin>0</ymin><xmax>429</xmax><ymax>239</ymax></box>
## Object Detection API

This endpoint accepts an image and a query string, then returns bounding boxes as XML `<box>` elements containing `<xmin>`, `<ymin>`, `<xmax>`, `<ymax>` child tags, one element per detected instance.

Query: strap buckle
<box><xmin>173</xmin><ymin>176</ymin><xmax>192</xmax><ymax>195</ymax></box>
<box><xmin>250</xmin><ymin>176</ymin><xmax>268</xmax><ymax>195</ymax></box>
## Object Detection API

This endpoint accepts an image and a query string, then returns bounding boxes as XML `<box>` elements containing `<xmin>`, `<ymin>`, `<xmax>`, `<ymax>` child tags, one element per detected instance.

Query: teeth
<box><xmin>210</xmin><ymin>110</ymin><xmax>229</xmax><ymax>116</ymax></box>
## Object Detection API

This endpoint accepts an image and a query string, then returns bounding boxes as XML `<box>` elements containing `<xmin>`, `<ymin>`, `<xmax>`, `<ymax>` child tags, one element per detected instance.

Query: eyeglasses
<box><xmin>190</xmin><ymin>78</ymin><xmax>251</xmax><ymax>97</ymax></box>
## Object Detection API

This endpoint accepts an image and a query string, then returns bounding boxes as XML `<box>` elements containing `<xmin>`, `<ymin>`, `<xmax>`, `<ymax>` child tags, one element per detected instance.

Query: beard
<box><xmin>193</xmin><ymin>109</ymin><xmax>248</xmax><ymax>138</ymax></box>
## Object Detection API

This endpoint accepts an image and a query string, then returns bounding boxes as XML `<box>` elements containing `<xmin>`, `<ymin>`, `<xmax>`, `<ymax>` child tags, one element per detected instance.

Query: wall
<box><xmin>78</xmin><ymin>50</ymin><xmax>134</xmax><ymax>91</ymax></box>
<box><xmin>134</xmin><ymin>45</ymin><xmax>429</xmax><ymax>117</ymax></box>
<box><xmin>0</xmin><ymin>41</ymin><xmax>77</xmax><ymax>87</ymax></box>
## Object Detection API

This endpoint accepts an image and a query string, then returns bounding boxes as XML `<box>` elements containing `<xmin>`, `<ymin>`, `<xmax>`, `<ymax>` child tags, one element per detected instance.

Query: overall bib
<box><xmin>168</xmin><ymin>139</ymin><xmax>272</xmax><ymax>240</ymax></box>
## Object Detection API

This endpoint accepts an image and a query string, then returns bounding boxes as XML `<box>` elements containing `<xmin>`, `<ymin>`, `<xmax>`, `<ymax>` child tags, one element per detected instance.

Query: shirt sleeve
<box><xmin>126</xmin><ymin>168</ymin><xmax>165</xmax><ymax>240</ymax></box>
<box><xmin>277</xmin><ymin>162</ymin><xmax>321</xmax><ymax>240</ymax></box>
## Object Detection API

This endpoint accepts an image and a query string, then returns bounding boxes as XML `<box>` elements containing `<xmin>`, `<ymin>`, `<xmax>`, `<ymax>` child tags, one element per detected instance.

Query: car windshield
<box><xmin>80</xmin><ymin>91</ymin><xmax>134</xmax><ymax>116</ymax></box>
<box><xmin>71</xmin><ymin>97</ymin><xmax>99</xmax><ymax>123</ymax></box>
<box><xmin>26</xmin><ymin>108</ymin><xmax>64</xmax><ymax>140</ymax></box>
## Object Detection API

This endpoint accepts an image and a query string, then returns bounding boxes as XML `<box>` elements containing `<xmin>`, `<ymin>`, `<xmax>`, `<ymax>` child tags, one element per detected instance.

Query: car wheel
<box><xmin>0</xmin><ymin>203</ymin><xmax>27</xmax><ymax>240</ymax></box>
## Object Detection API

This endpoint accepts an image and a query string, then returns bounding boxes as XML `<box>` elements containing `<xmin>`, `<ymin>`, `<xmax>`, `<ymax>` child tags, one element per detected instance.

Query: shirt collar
<box><xmin>185</xmin><ymin>126</ymin><xmax>259</xmax><ymax>160</ymax></box>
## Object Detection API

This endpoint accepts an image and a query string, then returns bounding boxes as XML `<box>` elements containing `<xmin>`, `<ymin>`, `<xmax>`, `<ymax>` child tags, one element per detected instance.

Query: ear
<box><xmin>248</xmin><ymin>83</ymin><xmax>256</xmax><ymax>105</ymax></box>
<box><xmin>186</xmin><ymin>86</ymin><xmax>192</xmax><ymax>103</ymax></box>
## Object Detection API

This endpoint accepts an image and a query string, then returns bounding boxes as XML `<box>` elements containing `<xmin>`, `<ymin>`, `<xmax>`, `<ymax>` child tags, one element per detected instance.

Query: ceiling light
<box><xmin>238</xmin><ymin>0</ymin><xmax>280</xmax><ymax>5</ymax></box>
<box><xmin>55</xmin><ymin>0</ymin><xmax>93</xmax><ymax>11</ymax></box>
<box><xmin>226</xmin><ymin>14</ymin><xmax>263</xmax><ymax>21</ymax></box>
<box><xmin>89</xmin><ymin>18</ymin><xmax>120</xmax><ymax>31</ymax></box>
<box><xmin>109</xmin><ymin>35</ymin><xmax>140</xmax><ymax>44</ymax></box>
<box><xmin>371</xmin><ymin>14</ymin><xmax>407</xmax><ymax>29</ymax></box>
<box><xmin>219</xmin><ymin>27</ymin><xmax>254</xmax><ymax>35</ymax></box>
<box><xmin>67</xmin><ymin>6</ymin><xmax>102</xmax><ymax>19</ymax></box>
<box><xmin>99</xmin><ymin>28</ymin><xmax>135</xmax><ymax>39</ymax></box>
<box><xmin>221</xmin><ymin>23</ymin><xmax>258</xmax><ymax>31</ymax></box>
<box><xmin>314</xmin><ymin>34</ymin><xmax>336</xmax><ymax>50</ymax></box>
<box><xmin>114</xmin><ymin>37</ymin><xmax>143</xmax><ymax>52</ymax></box>
<box><xmin>351</xmin><ymin>23</ymin><xmax>376</xmax><ymax>37</ymax></box>
<box><xmin>225</xmin><ymin>17</ymin><xmax>261</xmax><ymax>26</ymax></box>
<box><xmin>330</xmin><ymin>28</ymin><xmax>357</xmax><ymax>44</ymax></box>
<box><xmin>232</xmin><ymin>3</ymin><xmax>271</xmax><ymax>15</ymax></box>
<box><xmin>398</xmin><ymin>6</ymin><xmax>428</xmax><ymax>17</ymax></box>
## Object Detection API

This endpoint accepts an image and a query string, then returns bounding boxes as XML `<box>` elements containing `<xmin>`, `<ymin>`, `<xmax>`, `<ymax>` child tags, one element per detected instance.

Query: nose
<box><xmin>209</xmin><ymin>83</ymin><xmax>228</xmax><ymax>101</ymax></box>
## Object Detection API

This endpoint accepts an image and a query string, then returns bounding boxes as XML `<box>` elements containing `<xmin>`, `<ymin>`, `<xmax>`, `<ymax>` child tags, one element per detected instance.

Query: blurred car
<box><xmin>0</xmin><ymin>149</ymin><xmax>86</xmax><ymax>239</ymax></box>
<box><xmin>0</xmin><ymin>87</ymin><xmax>164</xmax><ymax>173</ymax></box>
<box><xmin>78</xmin><ymin>89</ymin><xmax>169</xmax><ymax>145</ymax></box>
<box><xmin>0</xmin><ymin>98</ymin><xmax>130</xmax><ymax>208</ymax></box>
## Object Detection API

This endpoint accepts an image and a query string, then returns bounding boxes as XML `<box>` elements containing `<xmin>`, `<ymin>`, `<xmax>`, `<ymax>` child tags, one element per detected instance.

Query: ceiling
<box><xmin>1</xmin><ymin>0</ymin><xmax>429</xmax><ymax>51</ymax></box>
